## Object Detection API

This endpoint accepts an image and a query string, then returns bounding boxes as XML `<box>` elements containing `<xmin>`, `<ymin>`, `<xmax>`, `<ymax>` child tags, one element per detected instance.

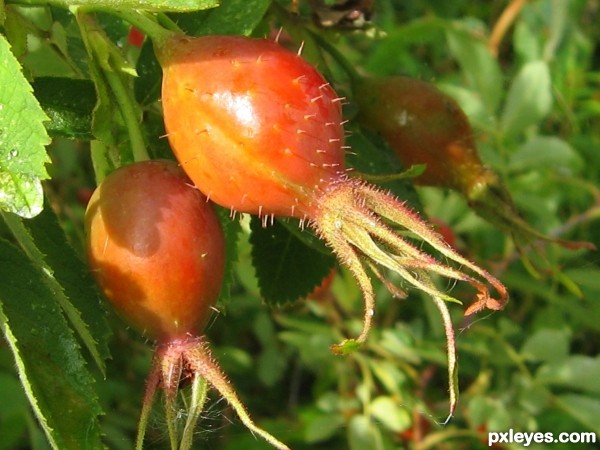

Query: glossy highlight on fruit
<box><xmin>159</xmin><ymin>34</ymin><xmax>345</xmax><ymax>220</ymax></box>
<box><xmin>85</xmin><ymin>159</ymin><xmax>225</xmax><ymax>339</ymax></box>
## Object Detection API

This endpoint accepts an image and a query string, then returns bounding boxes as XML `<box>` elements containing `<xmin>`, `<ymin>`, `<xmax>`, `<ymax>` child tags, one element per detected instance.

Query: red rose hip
<box><xmin>85</xmin><ymin>160</ymin><xmax>225</xmax><ymax>339</ymax></box>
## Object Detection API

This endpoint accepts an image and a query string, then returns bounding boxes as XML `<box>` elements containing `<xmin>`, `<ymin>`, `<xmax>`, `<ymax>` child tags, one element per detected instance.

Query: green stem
<box><xmin>179</xmin><ymin>374</ymin><xmax>209</xmax><ymax>450</ymax></box>
<box><xmin>76</xmin><ymin>11</ymin><xmax>150</xmax><ymax>163</ymax></box>
<box><xmin>89</xmin><ymin>140</ymin><xmax>114</xmax><ymax>183</ymax></box>
<box><xmin>164</xmin><ymin>389</ymin><xmax>179</xmax><ymax>450</ymax></box>
<box><xmin>102</xmin><ymin>66</ymin><xmax>149</xmax><ymax>162</ymax></box>
<box><xmin>188</xmin><ymin>342</ymin><xmax>290</xmax><ymax>450</ymax></box>
<box><xmin>112</xmin><ymin>9</ymin><xmax>180</xmax><ymax>48</ymax></box>
<box><xmin>136</xmin><ymin>359</ymin><xmax>161</xmax><ymax>450</ymax></box>
<box><xmin>308</xmin><ymin>28</ymin><xmax>362</xmax><ymax>84</ymax></box>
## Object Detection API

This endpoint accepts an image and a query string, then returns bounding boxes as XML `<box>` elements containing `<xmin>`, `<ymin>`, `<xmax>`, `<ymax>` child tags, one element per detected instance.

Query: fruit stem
<box><xmin>136</xmin><ymin>357</ymin><xmax>161</xmax><ymax>450</ymax></box>
<box><xmin>188</xmin><ymin>342</ymin><xmax>291</xmax><ymax>450</ymax></box>
<box><xmin>102</xmin><ymin>67</ymin><xmax>150</xmax><ymax>162</ymax></box>
<box><xmin>180</xmin><ymin>373</ymin><xmax>209</xmax><ymax>450</ymax></box>
<box><xmin>75</xmin><ymin>11</ymin><xmax>150</xmax><ymax>164</ymax></box>
<box><xmin>164</xmin><ymin>389</ymin><xmax>179</xmax><ymax>450</ymax></box>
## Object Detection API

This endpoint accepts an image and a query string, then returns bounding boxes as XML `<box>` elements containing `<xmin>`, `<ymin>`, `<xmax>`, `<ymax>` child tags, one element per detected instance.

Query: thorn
<box><xmin>329</xmin><ymin>138</ymin><xmax>341</xmax><ymax>143</ymax></box>
<box><xmin>318</xmin><ymin>83</ymin><xmax>330</xmax><ymax>90</ymax></box>
<box><xmin>270</xmin><ymin>213</ymin><xmax>275</xmax><ymax>226</ymax></box>
<box><xmin>297</xmin><ymin>41</ymin><xmax>305</xmax><ymax>56</ymax></box>
<box><xmin>331</xmin><ymin>97</ymin><xmax>346</xmax><ymax>103</ymax></box>
<box><xmin>340</xmin><ymin>119</ymin><xmax>350</xmax><ymax>126</ymax></box>
<box><xmin>297</xmin><ymin>129</ymin><xmax>306</xmax><ymax>135</ymax></box>
<box><xmin>304</xmin><ymin>114</ymin><xmax>317</xmax><ymax>120</ymax></box>
<box><xmin>291</xmin><ymin>204</ymin><xmax>296</xmax><ymax>216</ymax></box>
<box><xmin>309</xmin><ymin>163</ymin><xmax>318</xmax><ymax>167</ymax></box>
<box><xmin>258</xmin><ymin>205</ymin><xmax>263</xmax><ymax>217</ymax></box>
<box><xmin>325</xmin><ymin>122</ymin><xmax>336</xmax><ymax>127</ymax></box>
<box><xmin>310</xmin><ymin>95</ymin><xmax>324</xmax><ymax>103</ymax></box>
<box><xmin>293</xmin><ymin>75</ymin><xmax>307</xmax><ymax>84</ymax></box>
<box><xmin>262</xmin><ymin>215</ymin><xmax>269</xmax><ymax>227</ymax></box>
<box><xmin>274</xmin><ymin>27</ymin><xmax>284</xmax><ymax>44</ymax></box>
<box><xmin>316</xmin><ymin>149</ymin><xmax>326</xmax><ymax>154</ymax></box>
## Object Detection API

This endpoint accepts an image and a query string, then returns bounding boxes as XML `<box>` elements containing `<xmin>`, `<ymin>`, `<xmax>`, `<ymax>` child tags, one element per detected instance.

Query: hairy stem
<box><xmin>187</xmin><ymin>342</ymin><xmax>291</xmax><ymax>450</ymax></box>
<box><xmin>179</xmin><ymin>373</ymin><xmax>209</xmax><ymax>450</ymax></box>
<box><xmin>136</xmin><ymin>354</ymin><xmax>161</xmax><ymax>450</ymax></box>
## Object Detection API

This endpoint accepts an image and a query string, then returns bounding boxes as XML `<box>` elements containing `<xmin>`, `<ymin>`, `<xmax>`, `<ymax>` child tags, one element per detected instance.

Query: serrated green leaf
<box><xmin>501</xmin><ymin>60</ymin><xmax>552</xmax><ymax>138</ymax></box>
<box><xmin>0</xmin><ymin>34</ymin><xmax>51</xmax><ymax>218</ymax></box>
<box><xmin>445</xmin><ymin>20</ymin><xmax>503</xmax><ymax>114</ymax></box>
<box><xmin>250</xmin><ymin>217</ymin><xmax>336</xmax><ymax>305</ymax></box>
<box><xmin>0</xmin><ymin>238</ymin><xmax>103</xmax><ymax>450</ymax></box>
<box><xmin>32</xmin><ymin>78</ymin><xmax>96</xmax><ymax>139</ymax></box>
<box><xmin>174</xmin><ymin>0</ymin><xmax>270</xmax><ymax>36</ymax></box>
<box><xmin>2</xmin><ymin>201</ymin><xmax>111</xmax><ymax>374</ymax></box>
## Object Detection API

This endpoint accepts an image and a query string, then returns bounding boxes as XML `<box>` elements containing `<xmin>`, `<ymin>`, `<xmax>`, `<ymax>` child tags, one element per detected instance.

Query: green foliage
<box><xmin>250</xmin><ymin>216</ymin><xmax>336</xmax><ymax>304</ymax></box>
<box><xmin>0</xmin><ymin>34</ymin><xmax>50</xmax><ymax>218</ymax></box>
<box><xmin>0</xmin><ymin>238</ymin><xmax>103</xmax><ymax>449</ymax></box>
<box><xmin>1</xmin><ymin>0</ymin><xmax>600</xmax><ymax>449</ymax></box>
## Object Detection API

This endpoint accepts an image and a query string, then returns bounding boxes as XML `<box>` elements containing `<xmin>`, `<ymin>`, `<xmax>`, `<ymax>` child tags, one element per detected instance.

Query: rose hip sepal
<box><xmin>85</xmin><ymin>160</ymin><xmax>289</xmax><ymax>450</ymax></box>
<box><xmin>354</xmin><ymin>75</ymin><xmax>594</xmax><ymax>251</ymax></box>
